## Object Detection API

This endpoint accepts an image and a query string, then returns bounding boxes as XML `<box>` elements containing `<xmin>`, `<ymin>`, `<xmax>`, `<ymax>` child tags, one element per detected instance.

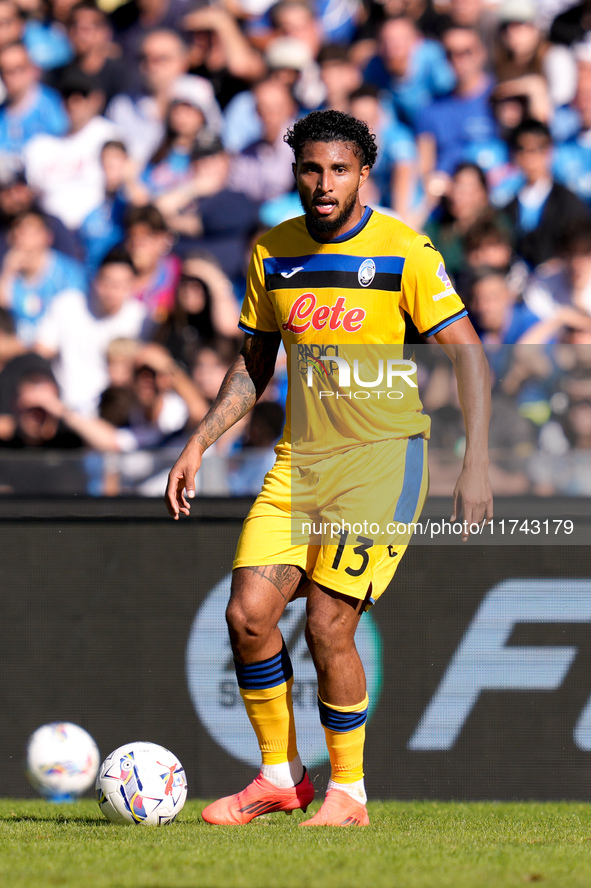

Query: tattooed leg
<box><xmin>240</xmin><ymin>564</ymin><xmax>305</xmax><ymax>602</ymax></box>
<box><xmin>226</xmin><ymin>565</ymin><xmax>305</xmax><ymax>663</ymax></box>
<box><xmin>225</xmin><ymin>566</ymin><xmax>305</xmax><ymax>784</ymax></box>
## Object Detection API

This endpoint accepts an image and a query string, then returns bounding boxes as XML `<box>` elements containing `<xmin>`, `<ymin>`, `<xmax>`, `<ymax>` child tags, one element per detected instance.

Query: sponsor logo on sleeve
<box><xmin>436</xmin><ymin>262</ymin><xmax>453</xmax><ymax>289</ymax></box>
<box><xmin>432</xmin><ymin>289</ymin><xmax>456</xmax><ymax>302</ymax></box>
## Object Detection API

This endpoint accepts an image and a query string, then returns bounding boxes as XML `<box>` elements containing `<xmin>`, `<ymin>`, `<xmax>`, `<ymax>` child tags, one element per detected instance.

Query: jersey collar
<box><xmin>305</xmin><ymin>206</ymin><xmax>373</xmax><ymax>244</ymax></box>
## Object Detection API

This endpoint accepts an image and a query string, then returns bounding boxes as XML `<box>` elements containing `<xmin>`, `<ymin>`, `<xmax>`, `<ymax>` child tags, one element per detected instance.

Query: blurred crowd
<box><xmin>0</xmin><ymin>0</ymin><xmax>589</xmax><ymax>496</ymax></box>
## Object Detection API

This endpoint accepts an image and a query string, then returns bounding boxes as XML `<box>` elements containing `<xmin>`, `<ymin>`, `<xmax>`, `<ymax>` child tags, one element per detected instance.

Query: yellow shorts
<box><xmin>233</xmin><ymin>435</ymin><xmax>429</xmax><ymax>606</ymax></box>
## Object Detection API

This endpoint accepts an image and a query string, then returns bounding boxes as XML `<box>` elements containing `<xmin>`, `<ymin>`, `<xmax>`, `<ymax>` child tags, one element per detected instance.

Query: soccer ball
<box><xmin>25</xmin><ymin>722</ymin><xmax>100</xmax><ymax>800</ymax></box>
<box><xmin>96</xmin><ymin>742</ymin><xmax>187</xmax><ymax>825</ymax></box>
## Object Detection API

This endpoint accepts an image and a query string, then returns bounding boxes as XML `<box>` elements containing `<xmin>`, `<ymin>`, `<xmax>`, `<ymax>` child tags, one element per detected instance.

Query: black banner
<box><xmin>1</xmin><ymin>498</ymin><xmax>590</xmax><ymax>800</ymax></box>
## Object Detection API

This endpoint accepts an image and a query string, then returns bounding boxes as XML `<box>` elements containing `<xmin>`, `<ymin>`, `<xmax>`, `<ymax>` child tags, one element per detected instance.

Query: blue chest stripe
<box><xmin>263</xmin><ymin>254</ymin><xmax>405</xmax><ymax>277</ymax></box>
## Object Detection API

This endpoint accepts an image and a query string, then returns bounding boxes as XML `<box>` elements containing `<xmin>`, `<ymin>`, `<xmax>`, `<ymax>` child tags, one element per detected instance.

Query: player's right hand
<box><xmin>165</xmin><ymin>445</ymin><xmax>203</xmax><ymax>519</ymax></box>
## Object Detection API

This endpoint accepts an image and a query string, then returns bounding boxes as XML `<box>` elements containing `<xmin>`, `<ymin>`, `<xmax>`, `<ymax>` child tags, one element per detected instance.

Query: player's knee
<box><xmin>305</xmin><ymin>610</ymin><xmax>349</xmax><ymax>660</ymax></box>
<box><xmin>225</xmin><ymin>598</ymin><xmax>268</xmax><ymax>647</ymax></box>
<box><xmin>226</xmin><ymin>598</ymin><xmax>251</xmax><ymax>638</ymax></box>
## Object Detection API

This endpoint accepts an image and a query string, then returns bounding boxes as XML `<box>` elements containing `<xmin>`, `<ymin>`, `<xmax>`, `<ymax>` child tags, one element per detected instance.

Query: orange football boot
<box><xmin>300</xmin><ymin>788</ymin><xmax>369</xmax><ymax>826</ymax></box>
<box><xmin>201</xmin><ymin>770</ymin><xmax>315</xmax><ymax>825</ymax></box>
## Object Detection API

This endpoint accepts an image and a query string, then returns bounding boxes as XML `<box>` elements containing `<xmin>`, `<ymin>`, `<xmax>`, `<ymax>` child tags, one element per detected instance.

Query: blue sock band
<box><xmin>234</xmin><ymin>641</ymin><xmax>293</xmax><ymax>690</ymax></box>
<box><xmin>317</xmin><ymin>697</ymin><xmax>368</xmax><ymax>733</ymax></box>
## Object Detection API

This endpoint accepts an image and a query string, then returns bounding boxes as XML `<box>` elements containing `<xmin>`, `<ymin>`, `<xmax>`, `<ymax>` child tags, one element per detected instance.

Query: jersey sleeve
<box><xmin>400</xmin><ymin>235</ymin><xmax>467</xmax><ymax>337</ymax></box>
<box><xmin>239</xmin><ymin>243</ymin><xmax>279</xmax><ymax>335</ymax></box>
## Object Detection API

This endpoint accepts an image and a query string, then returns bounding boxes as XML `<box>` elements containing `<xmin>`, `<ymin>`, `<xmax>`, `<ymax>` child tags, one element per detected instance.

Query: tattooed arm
<box><xmin>165</xmin><ymin>331</ymin><xmax>281</xmax><ymax>518</ymax></box>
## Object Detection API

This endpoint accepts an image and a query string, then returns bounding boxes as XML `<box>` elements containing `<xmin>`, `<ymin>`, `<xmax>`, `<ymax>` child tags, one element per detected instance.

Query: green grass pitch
<box><xmin>2</xmin><ymin>798</ymin><xmax>591</xmax><ymax>888</ymax></box>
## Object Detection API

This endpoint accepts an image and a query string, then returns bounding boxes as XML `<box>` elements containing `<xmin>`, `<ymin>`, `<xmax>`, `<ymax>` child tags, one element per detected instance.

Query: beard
<box><xmin>300</xmin><ymin>188</ymin><xmax>359</xmax><ymax>236</ymax></box>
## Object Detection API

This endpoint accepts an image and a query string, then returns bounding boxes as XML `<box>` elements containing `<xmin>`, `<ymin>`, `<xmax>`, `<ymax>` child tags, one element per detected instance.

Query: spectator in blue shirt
<box><xmin>79</xmin><ymin>140</ymin><xmax>130</xmax><ymax>277</ymax></box>
<box><xmin>347</xmin><ymin>84</ymin><xmax>418</xmax><ymax>223</ymax></box>
<box><xmin>22</xmin><ymin>0</ymin><xmax>73</xmax><ymax>71</ymax></box>
<box><xmin>362</xmin><ymin>15</ymin><xmax>455</xmax><ymax>129</ymax></box>
<box><xmin>0</xmin><ymin>0</ymin><xmax>72</xmax><ymax>71</ymax></box>
<box><xmin>554</xmin><ymin>68</ymin><xmax>591</xmax><ymax>207</ymax></box>
<box><xmin>417</xmin><ymin>26</ymin><xmax>497</xmax><ymax>186</ymax></box>
<box><xmin>503</xmin><ymin>118</ymin><xmax>590</xmax><ymax>269</ymax></box>
<box><xmin>0</xmin><ymin>41</ymin><xmax>67</xmax><ymax>165</ymax></box>
<box><xmin>0</xmin><ymin>210</ymin><xmax>86</xmax><ymax>344</ymax></box>
<box><xmin>468</xmin><ymin>265</ymin><xmax>541</xmax><ymax>344</ymax></box>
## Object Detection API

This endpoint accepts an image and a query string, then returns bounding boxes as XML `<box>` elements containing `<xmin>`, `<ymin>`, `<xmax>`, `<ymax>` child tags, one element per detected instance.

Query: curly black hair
<box><xmin>284</xmin><ymin>110</ymin><xmax>378</xmax><ymax>169</ymax></box>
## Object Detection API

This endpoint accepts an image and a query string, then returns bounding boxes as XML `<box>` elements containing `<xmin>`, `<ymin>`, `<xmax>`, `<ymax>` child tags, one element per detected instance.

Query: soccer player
<box><xmin>165</xmin><ymin>110</ymin><xmax>493</xmax><ymax>827</ymax></box>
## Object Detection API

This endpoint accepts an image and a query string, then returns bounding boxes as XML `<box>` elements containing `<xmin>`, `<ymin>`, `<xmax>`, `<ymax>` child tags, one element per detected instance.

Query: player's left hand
<box><xmin>450</xmin><ymin>463</ymin><xmax>493</xmax><ymax>542</ymax></box>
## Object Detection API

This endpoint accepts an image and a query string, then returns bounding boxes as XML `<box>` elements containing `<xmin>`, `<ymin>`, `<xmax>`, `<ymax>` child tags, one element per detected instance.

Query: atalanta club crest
<box><xmin>358</xmin><ymin>258</ymin><xmax>376</xmax><ymax>287</ymax></box>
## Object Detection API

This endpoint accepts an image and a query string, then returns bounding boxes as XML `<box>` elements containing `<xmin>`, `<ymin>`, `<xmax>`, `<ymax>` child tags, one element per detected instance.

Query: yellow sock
<box><xmin>240</xmin><ymin>676</ymin><xmax>298</xmax><ymax>763</ymax></box>
<box><xmin>235</xmin><ymin>642</ymin><xmax>298</xmax><ymax>764</ymax></box>
<box><xmin>318</xmin><ymin>693</ymin><xmax>369</xmax><ymax>783</ymax></box>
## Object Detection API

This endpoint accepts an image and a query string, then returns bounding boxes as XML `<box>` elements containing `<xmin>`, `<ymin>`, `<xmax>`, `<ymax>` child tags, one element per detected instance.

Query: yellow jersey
<box><xmin>239</xmin><ymin>207</ymin><xmax>467</xmax><ymax>456</ymax></box>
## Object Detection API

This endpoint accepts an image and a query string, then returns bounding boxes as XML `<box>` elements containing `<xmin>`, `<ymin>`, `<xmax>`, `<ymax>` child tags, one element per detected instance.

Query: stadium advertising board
<box><xmin>0</xmin><ymin>499</ymin><xmax>590</xmax><ymax>800</ymax></box>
